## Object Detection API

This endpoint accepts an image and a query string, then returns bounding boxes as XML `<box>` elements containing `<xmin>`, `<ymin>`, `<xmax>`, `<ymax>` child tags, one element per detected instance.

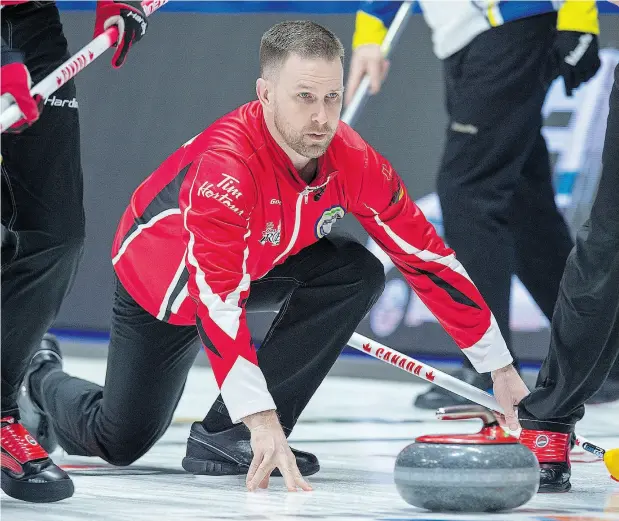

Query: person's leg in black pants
<box><xmin>183</xmin><ymin>235</ymin><xmax>385</xmax><ymax>475</ymax></box>
<box><xmin>26</xmin><ymin>277</ymin><xmax>200</xmax><ymax>465</ymax></box>
<box><xmin>1</xmin><ymin>2</ymin><xmax>85</xmax><ymax>420</ymax></box>
<box><xmin>517</xmin><ymin>63</ymin><xmax>619</xmax><ymax>492</ymax></box>
<box><xmin>511</xmin><ymin>131</ymin><xmax>574</xmax><ymax>322</ymax></box>
<box><xmin>1</xmin><ymin>3</ymin><xmax>81</xmax><ymax>502</ymax></box>
<box><xmin>22</xmin><ymin>235</ymin><xmax>384</xmax><ymax>472</ymax></box>
<box><xmin>415</xmin><ymin>14</ymin><xmax>573</xmax><ymax>409</ymax></box>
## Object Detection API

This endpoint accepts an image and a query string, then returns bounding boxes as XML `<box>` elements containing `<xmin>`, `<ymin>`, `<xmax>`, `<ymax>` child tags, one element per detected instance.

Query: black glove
<box><xmin>553</xmin><ymin>31</ymin><xmax>601</xmax><ymax>97</ymax></box>
<box><xmin>94</xmin><ymin>1</ymin><xmax>148</xmax><ymax>69</ymax></box>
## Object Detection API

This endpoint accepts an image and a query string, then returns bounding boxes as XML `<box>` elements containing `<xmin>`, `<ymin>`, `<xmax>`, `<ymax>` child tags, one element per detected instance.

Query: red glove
<box><xmin>1</xmin><ymin>61</ymin><xmax>42</xmax><ymax>133</ymax></box>
<box><xmin>94</xmin><ymin>1</ymin><xmax>148</xmax><ymax>69</ymax></box>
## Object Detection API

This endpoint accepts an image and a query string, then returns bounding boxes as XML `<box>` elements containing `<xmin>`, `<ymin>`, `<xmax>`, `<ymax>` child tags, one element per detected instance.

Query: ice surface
<box><xmin>2</xmin><ymin>356</ymin><xmax>618</xmax><ymax>521</ymax></box>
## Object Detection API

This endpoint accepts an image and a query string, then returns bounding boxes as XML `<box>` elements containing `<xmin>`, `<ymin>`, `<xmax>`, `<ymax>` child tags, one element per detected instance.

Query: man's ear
<box><xmin>256</xmin><ymin>78</ymin><xmax>271</xmax><ymax>109</ymax></box>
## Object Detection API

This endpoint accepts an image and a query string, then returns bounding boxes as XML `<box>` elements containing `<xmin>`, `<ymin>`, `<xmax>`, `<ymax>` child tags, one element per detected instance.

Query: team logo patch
<box><xmin>259</xmin><ymin>222</ymin><xmax>281</xmax><ymax>246</ymax></box>
<box><xmin>315</xmin><ymin>206</ymin><xmax>345</xmax><ymax>239</ymax></box>
<box><xmin>535</xmin><ymin>434</ymin><xmax>549</xmax><ymax>448</ymax></box>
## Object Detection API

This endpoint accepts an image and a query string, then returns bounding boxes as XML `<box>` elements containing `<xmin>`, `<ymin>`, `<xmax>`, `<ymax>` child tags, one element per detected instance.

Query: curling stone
<box><xmin>394</xmin><ymin>405</ymin><xmax>539</xmax><ymax>512</ymax></box>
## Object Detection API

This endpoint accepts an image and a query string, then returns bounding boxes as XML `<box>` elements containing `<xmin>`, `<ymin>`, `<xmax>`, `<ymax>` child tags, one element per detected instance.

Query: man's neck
<box><xmin>297</xmin><ymin>159</ymin><xmax>317</xmax><ymax>184</ymax></box>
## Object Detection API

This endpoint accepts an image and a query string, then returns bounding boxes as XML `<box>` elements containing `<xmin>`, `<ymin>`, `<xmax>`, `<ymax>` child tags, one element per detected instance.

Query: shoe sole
<box><xmin>181</xmin><ymin>456</ymin><xmax>247</xmax><ymax>476</ymax></box>
<box><xmin>1</xmin><ymin>470</ymin><xmax>74</xmax><ymax>503</ymax></box>
<box><xmin>181</xmin><ymin>456</ymin><xmax>320</xmax><ymax>477</ymax></box>
<box><xmin>537</xmin><ymin>481</ymin><xmax>572</xmax><ymax>493</ymax></box>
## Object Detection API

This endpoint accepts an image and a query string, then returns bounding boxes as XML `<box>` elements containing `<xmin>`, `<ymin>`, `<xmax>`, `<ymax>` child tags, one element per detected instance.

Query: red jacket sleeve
<box><xmin>181</xmin><ymin>149</ymin><xmax>276</xmax><ymax>423</ymax></box>
<box><xmin>350</xmin><ymin>144</ymin><xmax>512</xmax><ymax>373</ymax></box>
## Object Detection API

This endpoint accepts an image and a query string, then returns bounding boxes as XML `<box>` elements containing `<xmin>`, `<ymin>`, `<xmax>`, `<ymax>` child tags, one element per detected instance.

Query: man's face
<box><xmin>271</xmin><ymin>54</ymin><xmax>344</xmax><ymax>159</ymax></box>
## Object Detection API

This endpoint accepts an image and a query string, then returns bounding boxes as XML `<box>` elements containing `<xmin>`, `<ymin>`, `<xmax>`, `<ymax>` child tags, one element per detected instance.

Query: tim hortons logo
<box><xmin>364</xmin><ymin>343</ymin><xmax>436</xmax><ymax>382</ymax></box>
<box><xmin>56</xmin><ymin>50</ymin><xmax>95</xmax><ymax>86</ymax></box>
<box><xmin>197</xmin><ymin>173</ymin><xmax>244</xmax><ymax>216</ymax></box>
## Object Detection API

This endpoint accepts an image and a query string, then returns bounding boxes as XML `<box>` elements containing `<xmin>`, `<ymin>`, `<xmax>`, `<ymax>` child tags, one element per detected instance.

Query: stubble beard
<box><xmin>273</xmin><ymin>104</ymin><xmax>334</xmax><ymax>159</ymax></box>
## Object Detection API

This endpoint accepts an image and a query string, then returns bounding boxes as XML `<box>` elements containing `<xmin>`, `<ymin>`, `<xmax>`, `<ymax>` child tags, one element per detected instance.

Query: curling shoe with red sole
<box><xmin>1</xmin><ymin>416</ymin><xmax>74</xmax><ymax>502</ymax></box>
<box><xmin>519</xmin><ymin>420</ymin><xmax>572</xmax><ymax>493</ymax></box>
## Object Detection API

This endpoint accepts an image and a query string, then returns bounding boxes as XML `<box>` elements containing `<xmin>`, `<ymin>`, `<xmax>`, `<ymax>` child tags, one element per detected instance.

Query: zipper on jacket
<box><xmin>274</xmin><ymin>188</ymin><xmax>310</xmax><ymax>264</ymax></box>
<box><xmin>305</xmin><ymin>175</ymin><xmax>332</xmax><ymax>202</ymax></box>
<box><xmin>273</xmin><ymin>175</ymin><xmax>334</xmax><ymax>265</ymax></box>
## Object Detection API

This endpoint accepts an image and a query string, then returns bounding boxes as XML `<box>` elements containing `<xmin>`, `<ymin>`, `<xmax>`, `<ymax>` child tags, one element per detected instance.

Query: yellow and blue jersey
<box><xmin>353</xmin><ymin>0</ymin><xmax>599</xmax><ymax>59</ymax></box>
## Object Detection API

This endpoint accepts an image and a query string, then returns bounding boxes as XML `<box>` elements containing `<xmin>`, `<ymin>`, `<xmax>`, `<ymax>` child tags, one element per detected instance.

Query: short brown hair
<box><xmin>260</xmin><ymin>20</ymin><xmax>345</xmax><ymax>78</ymax></box>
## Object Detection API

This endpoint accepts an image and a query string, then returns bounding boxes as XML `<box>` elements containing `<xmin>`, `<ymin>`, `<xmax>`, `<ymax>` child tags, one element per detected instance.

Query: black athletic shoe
<box><xmin>182</xmin><ymin>422</ymin><xmax>320</xmax><ymax>477</ymax></box>
<box><xmin>519</xmin><ymin>424</ymin><xmax>572</xmax><ymax>493</ymax></box>
<box><xmin>413</xmin><ymin>367</ymin><xmax>494</xmax><ymax>409</ymax></box>
<box><xmin>537</xmin><ymin>461</ymin><xmax>572</xmax><ymax>492</ymax></box>
<box><xmin>1</xmin><ymin>416</ymin><xmax>74</xmax><ymax>502</ymax></box>
<box><xmin>16</xmin><ymin>334</ymin><xmax>63</xmax><ymax>454</ymax></box>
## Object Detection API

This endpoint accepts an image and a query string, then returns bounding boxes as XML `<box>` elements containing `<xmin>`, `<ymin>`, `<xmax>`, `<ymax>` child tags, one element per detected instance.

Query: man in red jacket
<box><xmin>18</xmin><ymin>20</ymin><xmax>528</xmax><ymax>492</ymax></box>
<box><xmin>1</xmin><ymin>0</ymin><xmax>148</xmax><ymax>503</ymax></box>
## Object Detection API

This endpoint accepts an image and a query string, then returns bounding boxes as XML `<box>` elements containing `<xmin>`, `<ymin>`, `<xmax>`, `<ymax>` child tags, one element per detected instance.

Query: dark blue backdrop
<box><xmin>57</xmin><ymin>0</ymin><xmax>619</xmax><ymax>14</ymax></box>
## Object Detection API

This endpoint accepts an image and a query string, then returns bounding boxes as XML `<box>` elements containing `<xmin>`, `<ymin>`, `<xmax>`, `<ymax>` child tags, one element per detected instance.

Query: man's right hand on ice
<box><xmin>243</xmin><ymin>410</ymin><xmax>312</xmax><ymax>492</ymax></box>
<box><xmin>344</xmin><ymin>44</ymin><xmax>390</xmax><ymax>106</ymax></box>
<box><xmin>491</xmin><ymin>365</ymin><xmax>530</xmax><ymax>431</ymax></box>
